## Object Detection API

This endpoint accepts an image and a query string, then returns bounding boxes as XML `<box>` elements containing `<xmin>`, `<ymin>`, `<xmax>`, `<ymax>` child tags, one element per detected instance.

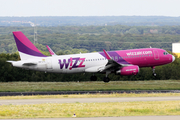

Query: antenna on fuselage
<box><xmin>34</xmin><ymin>19</ymin><xmax>37</xmax><ymax>44</ymax></box>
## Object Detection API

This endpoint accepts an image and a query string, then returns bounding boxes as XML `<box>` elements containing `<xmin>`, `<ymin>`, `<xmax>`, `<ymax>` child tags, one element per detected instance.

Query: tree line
<box><xmin>1</xmin><ymin>26</ymin><xmax>180</xmax><ymax>54</ymax></box>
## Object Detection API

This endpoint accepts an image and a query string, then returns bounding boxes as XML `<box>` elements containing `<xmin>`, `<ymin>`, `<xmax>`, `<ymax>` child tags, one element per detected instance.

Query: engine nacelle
<box><xmin>116</xmin><ymin>65</ymin><xmax>139</xmax><ymax>76</ymax></box>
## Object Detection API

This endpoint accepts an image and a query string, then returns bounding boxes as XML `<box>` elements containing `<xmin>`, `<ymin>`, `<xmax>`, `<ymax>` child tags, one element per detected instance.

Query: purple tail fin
<box><xmin>13</xmin><ymin>31</ymin><xmax>46</xmax><ymax>60</ymax></box>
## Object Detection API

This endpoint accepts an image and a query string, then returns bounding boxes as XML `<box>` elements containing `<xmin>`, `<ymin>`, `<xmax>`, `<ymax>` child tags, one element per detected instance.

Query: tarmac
<box><xmin>1</xmin><ymin>96</ymin><xmax>180</xmax><ymax>105</ymax></box>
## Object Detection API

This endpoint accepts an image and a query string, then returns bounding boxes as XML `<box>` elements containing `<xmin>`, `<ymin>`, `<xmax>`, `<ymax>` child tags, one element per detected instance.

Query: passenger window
<box><xmin>115</xmin><ymin>56</ymin><xmax>118</xmax><ymax>61</ymax></box>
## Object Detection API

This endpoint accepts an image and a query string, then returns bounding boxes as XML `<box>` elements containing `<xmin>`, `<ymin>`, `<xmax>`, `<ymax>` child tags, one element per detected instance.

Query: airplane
<box><xmin>8</xmin><ymin>31</ymin><xmax>175</xmax><ymax>82</ymax></box>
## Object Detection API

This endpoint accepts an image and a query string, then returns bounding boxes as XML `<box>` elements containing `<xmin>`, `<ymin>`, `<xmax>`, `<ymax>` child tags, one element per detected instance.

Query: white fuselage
<box><xmin>12</xmin><ymin>52</ymin><xmax>108</xmax><ymax>73</ymax></box>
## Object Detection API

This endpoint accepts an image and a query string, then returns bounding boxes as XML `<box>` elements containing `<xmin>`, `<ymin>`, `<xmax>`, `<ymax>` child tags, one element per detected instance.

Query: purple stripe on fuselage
<box><xmin>99</xmin><ymin>51</ymin><xmax>130</xmax><ymax>64</ymax></box>
<box><xmin>14</xmin><ymin>35</ymin><xmax>47</xmax><ymax>57</ymax></box>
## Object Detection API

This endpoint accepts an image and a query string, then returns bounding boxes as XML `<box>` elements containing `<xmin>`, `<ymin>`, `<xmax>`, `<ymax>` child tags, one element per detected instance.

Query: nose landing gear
<box><xmin>103</xmin><ymin>71</ymin><xmax>111</xmax><ymax>83</ymax></box>
<box><xmin>152</xmin><ymin>66</ymin><xmax>156</xmax><ymax>76</ymax></box>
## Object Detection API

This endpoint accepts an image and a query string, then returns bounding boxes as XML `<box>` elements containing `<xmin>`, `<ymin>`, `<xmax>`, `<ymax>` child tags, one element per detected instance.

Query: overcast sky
<box><xmin>0</xmin><ymin>0</ymin><xmax>180</xmax><ymax>17</ymax></box>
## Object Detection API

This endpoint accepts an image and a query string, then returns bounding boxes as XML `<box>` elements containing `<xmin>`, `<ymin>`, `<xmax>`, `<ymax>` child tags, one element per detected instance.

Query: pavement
<box><xmin>1</xmin><ymin>96</ymin><xmax>180</xmax><ymax>105</ymax></box>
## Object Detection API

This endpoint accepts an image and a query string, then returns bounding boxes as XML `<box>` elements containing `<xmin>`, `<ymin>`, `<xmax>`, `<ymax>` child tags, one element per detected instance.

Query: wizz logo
<box><xmin>58</xmin><ymin>57</ymin><xmax>85</xmax><ymax>70</ymax></box>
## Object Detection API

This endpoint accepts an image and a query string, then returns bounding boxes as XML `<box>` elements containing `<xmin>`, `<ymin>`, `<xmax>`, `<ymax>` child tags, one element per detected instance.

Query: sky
<box><xmin>0</xmin><ymin>0</ymin><xmax>180</xmax><ymax>17</ymax></box>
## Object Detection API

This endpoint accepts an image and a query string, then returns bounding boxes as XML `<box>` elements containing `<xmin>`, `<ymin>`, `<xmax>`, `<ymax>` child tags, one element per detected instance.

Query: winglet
<box><xmin>46</xmin><ymin>45</ymin><xmax>57</xmax><ymax>56</ymax></box>
<box><xmin>103</xmin><ymin>49</ymin><xmax>111</xmax><ymax>60</ymax></box>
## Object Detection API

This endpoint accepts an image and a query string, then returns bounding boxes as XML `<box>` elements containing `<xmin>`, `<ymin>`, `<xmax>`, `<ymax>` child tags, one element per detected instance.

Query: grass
<box><xmin>0</xmin><ymin>101</ymin><xmax>180</xmax><ymax>118</ymax></box>
<box><xmin>1</xmin><ymin>80</ymin><xmax>180</xmax><ymax>119</ymax></box>
<box><xmin>1</xmin><ymin>93</ymin><xmax>180</xmax><ymax>100</ymax></box>
<box><xmin>0</xmin><ymin>80</ymin><xmax>180</xmax><ymax>92</ymax></box>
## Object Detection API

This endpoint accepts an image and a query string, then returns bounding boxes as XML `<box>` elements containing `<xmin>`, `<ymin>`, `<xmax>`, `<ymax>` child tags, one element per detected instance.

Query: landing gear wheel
<box><xmin>103</xmin><ymin>77</ymin><xmax>110</xmax><ymax>83</ymax></box>
<box><xmin>152</xmin><ymin>66</ymin><xmax>156</xmax><ymax>77</ymax></box>
<box><xmin>90</xmin><ymin>76</ymin><xmax>97</xmax><ymax>81</ymax></box>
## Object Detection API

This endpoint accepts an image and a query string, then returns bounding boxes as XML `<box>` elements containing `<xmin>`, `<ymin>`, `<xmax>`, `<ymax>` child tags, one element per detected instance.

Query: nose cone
<box><xmin>172</xmin><ymin>55</ymin><xmax>175</xmax><ymax>62</ymax></box>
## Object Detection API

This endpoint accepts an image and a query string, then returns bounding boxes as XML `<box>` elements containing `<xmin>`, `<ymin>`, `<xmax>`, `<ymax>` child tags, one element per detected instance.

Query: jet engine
<box><xmin>116</xmin><ymin>65</ymin><xmax>139</xmax><ymax>76</ymax></box>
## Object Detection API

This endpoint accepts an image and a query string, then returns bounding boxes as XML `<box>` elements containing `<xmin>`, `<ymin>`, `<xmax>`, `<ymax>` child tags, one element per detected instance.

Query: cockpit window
<box><xmin>163</xmin><ymin>51</ymin><xmax>169</xmax><ymax>55</ymax></box>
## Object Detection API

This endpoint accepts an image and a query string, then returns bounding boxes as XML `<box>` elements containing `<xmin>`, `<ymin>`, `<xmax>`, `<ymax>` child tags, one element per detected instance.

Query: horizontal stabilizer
<box><xmin>7</xmin><ymin>60</ymin><xmax>37</xmax><ymax>67</ymax></box>
<box><xmin>23</xmin><ymin>63</ymin><xmax>37</xmax><ymax>66</ymax></box>
<box><xmin>7</xmin><ymin>61</ymin><xmax>15</xmax><ymax>63</ymax></box>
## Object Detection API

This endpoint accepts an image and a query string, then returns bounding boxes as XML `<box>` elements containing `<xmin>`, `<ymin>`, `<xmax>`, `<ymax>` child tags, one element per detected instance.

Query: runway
<box><xmin>1</xmin><ymin>116</ymin><xmax>180</xmax><ymax>120</ymax></box>
<box><xmin>1</xmin><ymin>96</ymin><xmax>180</xmax><ymax>105</ymax></box>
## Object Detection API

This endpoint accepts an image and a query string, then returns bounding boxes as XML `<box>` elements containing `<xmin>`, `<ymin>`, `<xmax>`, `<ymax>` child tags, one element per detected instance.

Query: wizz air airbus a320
<box><xmin>8</xmin><ymin>31</ymin><xmax>175</xmax><ymax>82</ymax></box>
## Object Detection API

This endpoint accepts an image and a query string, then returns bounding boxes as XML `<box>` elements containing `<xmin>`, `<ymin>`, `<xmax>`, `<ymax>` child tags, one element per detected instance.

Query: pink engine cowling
<box><xmin>116</xmin><ymin>65</ymin><xmax>139</xmax><ymax>76</ymax></box>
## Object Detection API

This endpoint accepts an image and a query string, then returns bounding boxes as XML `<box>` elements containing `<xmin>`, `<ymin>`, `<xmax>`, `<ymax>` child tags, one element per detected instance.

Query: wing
<box><xmin>99</xmin><ymin>49</ymin><xmax>130</xmax><ymax>72</ymax></box>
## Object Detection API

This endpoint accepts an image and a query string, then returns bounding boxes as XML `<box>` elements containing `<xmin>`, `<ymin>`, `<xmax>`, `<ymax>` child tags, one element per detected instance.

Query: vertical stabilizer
<box><xmin>13</xmin><ymin>31</ymin><xmax>46</xmax><ymax>60</ymax></box>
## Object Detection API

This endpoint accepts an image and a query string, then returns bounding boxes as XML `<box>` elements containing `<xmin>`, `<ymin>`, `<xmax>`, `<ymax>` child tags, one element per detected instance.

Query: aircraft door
<box><xmin>153</xmin><ymin>50</ymin><xmax>159</xmax><ymax>60</ymax></box>
<box><xmin>46</xmin><ymin>58</ymin><xmax>52</xmax><ymax>69</ymax></box>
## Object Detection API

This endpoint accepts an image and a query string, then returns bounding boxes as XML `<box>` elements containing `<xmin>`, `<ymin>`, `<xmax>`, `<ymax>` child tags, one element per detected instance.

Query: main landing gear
<box><xmin>103</xmin><ymin>71</ymin><xmax>111</xmax><ymax>83</ymax></box>
<box><xmin>90</xmin><ymin>74</ymin><xmax>97</xmax><ymax>81</ymax></box>
<box><xmin>152</xmin><ymin>66</ymin><xmax>156</xmax><ymax>76</ymax></box>
<box><xmin>103</xmin><ymin>77</ymin><xmax>110</xmax><ymax>83</ymax></box>
<box><xmin>90</xmin><ymin>71</ymin><xmax>111</xmax><ymax>83</ymax></box>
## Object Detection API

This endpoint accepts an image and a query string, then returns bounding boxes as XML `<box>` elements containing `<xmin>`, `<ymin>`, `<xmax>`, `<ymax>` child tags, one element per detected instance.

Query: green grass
<box><xmin>0</xmin><ymin>80</ymin><xmax>180</xmax><ymax>92</ymax></box>
<box><xmin>1</xmin><ymin>101</ymin><xmax>180</xmax><ymax>118</ymax></box>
